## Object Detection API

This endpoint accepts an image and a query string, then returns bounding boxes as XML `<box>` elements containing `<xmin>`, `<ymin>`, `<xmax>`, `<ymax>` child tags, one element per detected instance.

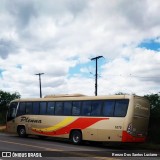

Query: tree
<box><xmin>144</xmin><ymin>92</ymin><xmax>160</xmax><ymax>143</ymax></box>
<box><xmin>144</xmin><ymin>93</ymin><xmax>160</xmax><ymax>117</ymax></box>
<box><xmin>0</xmin><ymin>90</ymin><xmax>21</xmax><ymax>124</ymax></box>
<box><xmin>0</xmin><ymin>90</ymin><xmax>20</xmax><ymax>109</ymax></box>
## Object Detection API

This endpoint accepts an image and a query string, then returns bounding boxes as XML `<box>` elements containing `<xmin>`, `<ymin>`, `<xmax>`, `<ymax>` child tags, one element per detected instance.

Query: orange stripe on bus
<box><xmin>32</xmin><ymin>117</ymin><xmax>108</xmax><ymax>136</ymax></box>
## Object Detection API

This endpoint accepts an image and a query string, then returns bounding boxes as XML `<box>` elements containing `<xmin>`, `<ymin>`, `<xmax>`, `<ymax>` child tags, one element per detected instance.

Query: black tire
<box><xmin>17</xmin><ymin>126</ymin><xmax>27</xmax><ymax>138</ymax></box>
<box><xmin>70</xmin><ymin>130</ymin><xmax>82</xmax><ymax>145</ymax></box>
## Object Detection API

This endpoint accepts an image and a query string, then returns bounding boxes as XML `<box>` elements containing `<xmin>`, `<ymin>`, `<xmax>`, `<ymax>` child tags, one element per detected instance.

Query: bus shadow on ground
<box><xmin>12</xmin><ymin>134</ymin><xmax>156</xmax><ymax>151</ymax></box>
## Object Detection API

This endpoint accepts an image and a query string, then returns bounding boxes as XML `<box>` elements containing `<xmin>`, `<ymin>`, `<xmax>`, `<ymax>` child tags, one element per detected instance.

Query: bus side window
<box><xmin>91</xmin><ymin>101</ymin><xmax>102</xmax><ymax>116</ymax></box>
<box><xmin>55</xmin><ymin>102</ymin><xmax>63</xmax><ymax>115</ymax></box>
<box><xmin>72</xmin><ymin>101</ymin><xmax>81</xmax><ymax>116</ymax></box>
<box><xmin>47</xmin><ymin>102</ymin><xmax>55</xmax><ymax>115</ymax></box>
<box><xmin>17</xmin><ymin>102</ymin><xmax>26</xmax><ymax>116</ymax></box>
<box><xmin>33</xmin><ymin>102</ymin><xmax>39</xmax><ymax>115</ymax></box>
<box><xmin>114</xmin><ymin>100</ymin><xmax>129</xmax><ymax>117</ymax></box>
<box><xmin>102</xmin><ymin>100</ymin><xmax>115</xmax><ymax>117</ymax></box>
<box><xmin>64</xmin><ymin>101</ymin><xmax>72</xmax><ymax>116</ymax></box>
<box><xmin>25</xmin><ymin>102</ymin><xmax>32</xmax><ymax>114</ymax></box>
<box><xmin>81</xmin><ymin>101</ymin><xmax>92</xmax><ymax>116</ymax></box>
<box><xmin>40</xmin><ymin>102</ymin><xmax>47</xmax><ymax>115</ymax></box>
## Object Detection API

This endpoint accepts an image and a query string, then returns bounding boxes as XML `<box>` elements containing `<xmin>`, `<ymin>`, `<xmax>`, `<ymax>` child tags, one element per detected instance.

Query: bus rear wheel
<box><xmin>17</xmin><ymin>126</ymin><xmax>28</xmax><ymax>138</ymax></box>
<box><xmin>70</xmin><ymin>130</ymin><xmax>82</xmax><ymax>145</ymax></box>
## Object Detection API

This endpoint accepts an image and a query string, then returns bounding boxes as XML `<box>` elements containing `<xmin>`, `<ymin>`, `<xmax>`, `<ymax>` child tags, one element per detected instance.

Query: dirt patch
<box><xmin>0</xmin><ymin>125</ymin><xmax>6</xmax><ymax>132</ymax></box>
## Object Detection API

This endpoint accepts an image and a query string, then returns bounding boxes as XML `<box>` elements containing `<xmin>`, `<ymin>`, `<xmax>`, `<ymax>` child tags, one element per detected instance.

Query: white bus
<box><xmin>7</xmin><ymin>94</ymin><xmax>150</xmax><ymax>144</ymax></box>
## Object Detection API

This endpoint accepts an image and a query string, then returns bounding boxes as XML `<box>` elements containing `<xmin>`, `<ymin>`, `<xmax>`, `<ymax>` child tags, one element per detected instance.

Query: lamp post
<box><xmin>35</xmin><ymin>73</ymin><xmax>44</xmax><ymax>98</ymax></box>
<box><xmin>91</xmin><ymin>56</ymin><xmax>103</xmax><ymax>96</ymax></box>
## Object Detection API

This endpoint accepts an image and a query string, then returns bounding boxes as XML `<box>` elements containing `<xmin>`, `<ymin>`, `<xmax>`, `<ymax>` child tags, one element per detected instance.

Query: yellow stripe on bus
<box><xmin>32</xmin><ymin>117</ymin><xmax>75</xmax><ymax>132</ymax></box>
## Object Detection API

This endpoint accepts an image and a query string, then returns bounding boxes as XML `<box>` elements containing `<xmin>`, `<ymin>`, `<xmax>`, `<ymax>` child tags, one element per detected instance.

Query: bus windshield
<box><xmin>7</xmin><ymin>102</ymin><xmax>18</xmax><ymax>121</ymax></box>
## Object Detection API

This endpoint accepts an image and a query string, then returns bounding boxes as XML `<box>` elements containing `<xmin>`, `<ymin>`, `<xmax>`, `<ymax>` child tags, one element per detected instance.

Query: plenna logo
<box><xmin>135</xmin><ymin>104</ymin><xmax>148</xmax><ymax>111</ymax></box>
<box><xmin>20</xmin><ymin>116</ymin><xmax>42</xmax><ymax>123</ymax></box>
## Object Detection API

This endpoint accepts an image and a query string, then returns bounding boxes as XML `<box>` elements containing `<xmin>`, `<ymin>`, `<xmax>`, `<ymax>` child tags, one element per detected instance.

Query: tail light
<box><xmin>137</xmin><ymin>133</ymin><xmax>143</xmax><ymax>137</ymax></box>
<box><xmin>127</xmin><ymin>123</ymin><xmax>133</xmax><ymax>134</ymax></box>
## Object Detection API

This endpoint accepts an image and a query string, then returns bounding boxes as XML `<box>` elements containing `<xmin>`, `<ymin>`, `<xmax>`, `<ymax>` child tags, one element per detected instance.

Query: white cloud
<box><xmin>0</xmin><ymin>0</ymin><xmax>160</xmax><ymax>97</ymax></box>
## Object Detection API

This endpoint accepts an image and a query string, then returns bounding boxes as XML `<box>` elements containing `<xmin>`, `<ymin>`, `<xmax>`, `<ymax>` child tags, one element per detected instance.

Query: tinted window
<box><xmin>40</xmin><ymin>102</ymin><xmax>47</xmax><ymax>115</ymax></box>
<box><xmin>72</xmin><ymin>101</ymin><xmax>81</xmax><ymax>116</ymax></box>
<box><xmin>81</xmin><ymin>101</ymin><xmax>92</xmax><ymax>116</ymax></box>
<box><xmin>64</xmin><ymin>101</ymin><xmax>72</xmax><ymax>115</ymax></box>
<box><xmin>55</xmin><ymin>102</ymin><xmax>63</xmax><ymax>115</ymax></box>
<box><xmin>25</xmin><ymin>102</ymin><xmax>32</xmax><ymax>114</ymax></box>
<box><xmin>114</xmin><ymin>100</ymin><xmax>129</xmax><ymax>117</ymax></box>
<box><xmin>47</xmin><ymin>102</ymin><xmax>55</xmax><ymax>115</ymax></box>
<box><xmin>17</xmin><ymin>102</ymin><xmax>26</xmax><ymax>116</ymax></box>
<box><xmin>9</xmin><ymin>102</ymin><xmax>18</xmax><ymax>117</ymax></box>
<box><xmin>33</xmin><ymin>102</ymin><xmax>39</xmax><ymax>115</ymax></box>
<box><xmin>91</xmin><ymin>101</ymin><xmax>102</xmax><ymax>116</ymax></box>
<box><xmin>10</xmin><ymin>102</ymin><xmax>18</xmax><ymax>109</ymax></box>
<box><xmin>7</xmin><ymin>102</ymin><xmax>18</xmax><ymax>121</ymax></box>
<box><xmin>103</xmin><ymin>100</ymin><xmax>115</xmax><ymax>116</ymax></box>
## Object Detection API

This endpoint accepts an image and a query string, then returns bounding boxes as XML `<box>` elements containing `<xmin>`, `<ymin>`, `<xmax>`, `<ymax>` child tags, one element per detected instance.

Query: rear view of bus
<box><xmin>123</xmin><ymin>96</ymin><xmax>150</xmax><ymax>142</ymax></box>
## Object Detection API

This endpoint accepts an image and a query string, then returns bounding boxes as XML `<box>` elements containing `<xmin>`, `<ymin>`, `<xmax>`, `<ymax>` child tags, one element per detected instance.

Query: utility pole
<box><xmin>91</xmin><ymin>56</ymin><xmax>103</xmax><ymax>96</ymax></box>
<box><xmin>35</xmin><ymin>73</ymin><xmax>44</xmax><ymax>98</ymax></box>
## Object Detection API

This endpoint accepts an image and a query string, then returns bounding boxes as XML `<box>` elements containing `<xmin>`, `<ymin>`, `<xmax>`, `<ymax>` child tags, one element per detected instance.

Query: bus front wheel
<box><xmin>17</xmin><ymin>126</ymin><xmax>28</xmax><ymax>138</ymax></box>
<box><xmin>70</xmin><ymin>130</ymin><xmax>82</xmax><ymax>145</ymax></box>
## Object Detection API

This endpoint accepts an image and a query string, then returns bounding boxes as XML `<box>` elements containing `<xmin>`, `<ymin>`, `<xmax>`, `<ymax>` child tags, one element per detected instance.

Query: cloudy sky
<box><xmin>0</xmin><ymin>0</ymin><xmax>160</xmax><ymax>98</ymax></box>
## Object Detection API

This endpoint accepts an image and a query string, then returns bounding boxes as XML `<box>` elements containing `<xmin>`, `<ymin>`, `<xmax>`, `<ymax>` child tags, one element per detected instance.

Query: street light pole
<box><xmin>91</xmin><ymin>56</ymin><xmax>103</xmax><ymax>96</ymax></box>
<box><xmin>35</xmin><ymin>73</ymin><xmax>44</xmax><ymax>98</ymax></box>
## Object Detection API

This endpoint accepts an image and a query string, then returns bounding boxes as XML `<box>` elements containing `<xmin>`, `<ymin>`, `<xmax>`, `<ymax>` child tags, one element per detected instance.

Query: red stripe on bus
<box><xmin>122</xmin><ymin>131</ymin><xmax>146</xmax><ymax>142</ymax></box>
<box><xmin>32</xmin><ymin>117</ymin><xmax>108</xmax><ymax>136</ymax></box>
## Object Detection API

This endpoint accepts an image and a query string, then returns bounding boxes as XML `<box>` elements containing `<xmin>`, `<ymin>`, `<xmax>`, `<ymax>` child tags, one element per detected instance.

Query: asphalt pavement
<box><xmin>0</xmin><ymin>133</ymin><xmax>159</xmax><ymax>160</ymax></box>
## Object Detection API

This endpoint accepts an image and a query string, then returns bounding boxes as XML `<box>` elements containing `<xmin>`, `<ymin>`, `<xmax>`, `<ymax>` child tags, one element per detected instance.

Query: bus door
<box><xmin>7</xmin><ymin>102</ymin><xmax>18</xmax><ymax>133</ymax></box>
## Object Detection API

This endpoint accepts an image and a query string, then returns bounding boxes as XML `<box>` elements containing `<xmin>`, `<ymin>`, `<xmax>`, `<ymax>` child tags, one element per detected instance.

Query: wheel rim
<box><xmin>20</xmin><ymin>128</ymin><xmax>25</xmax><ymax>135</ymax></box>
<box><xmin>73</xmin><ymin>134</ymin><xmax>80</xmax><ymax>143</ymax></box>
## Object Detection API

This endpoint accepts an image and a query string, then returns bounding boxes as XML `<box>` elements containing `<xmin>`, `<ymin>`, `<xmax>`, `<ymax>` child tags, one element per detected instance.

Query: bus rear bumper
<box><xmin>122</xmin><ymin>131</ymin><xmax>146</xmax><ymax>142</ymax></box>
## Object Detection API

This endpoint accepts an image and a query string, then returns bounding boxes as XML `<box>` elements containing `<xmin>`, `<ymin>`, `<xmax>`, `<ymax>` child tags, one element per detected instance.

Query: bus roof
<box><xmin>11</xmin><ymin>94</ymin><xmax>135</xmax><ymax>102</ymax></box>
<box><xmin>44</xmin><ymin>93</ymin><xmax>86</xmax><ymax>98</ymax></box>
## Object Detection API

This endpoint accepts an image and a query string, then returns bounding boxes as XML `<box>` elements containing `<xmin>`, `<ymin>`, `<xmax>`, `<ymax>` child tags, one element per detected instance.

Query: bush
<box><xmin>144</xmin><ymin>93</ymin><xmax>160</xmax><ymax>143</ymax></box>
